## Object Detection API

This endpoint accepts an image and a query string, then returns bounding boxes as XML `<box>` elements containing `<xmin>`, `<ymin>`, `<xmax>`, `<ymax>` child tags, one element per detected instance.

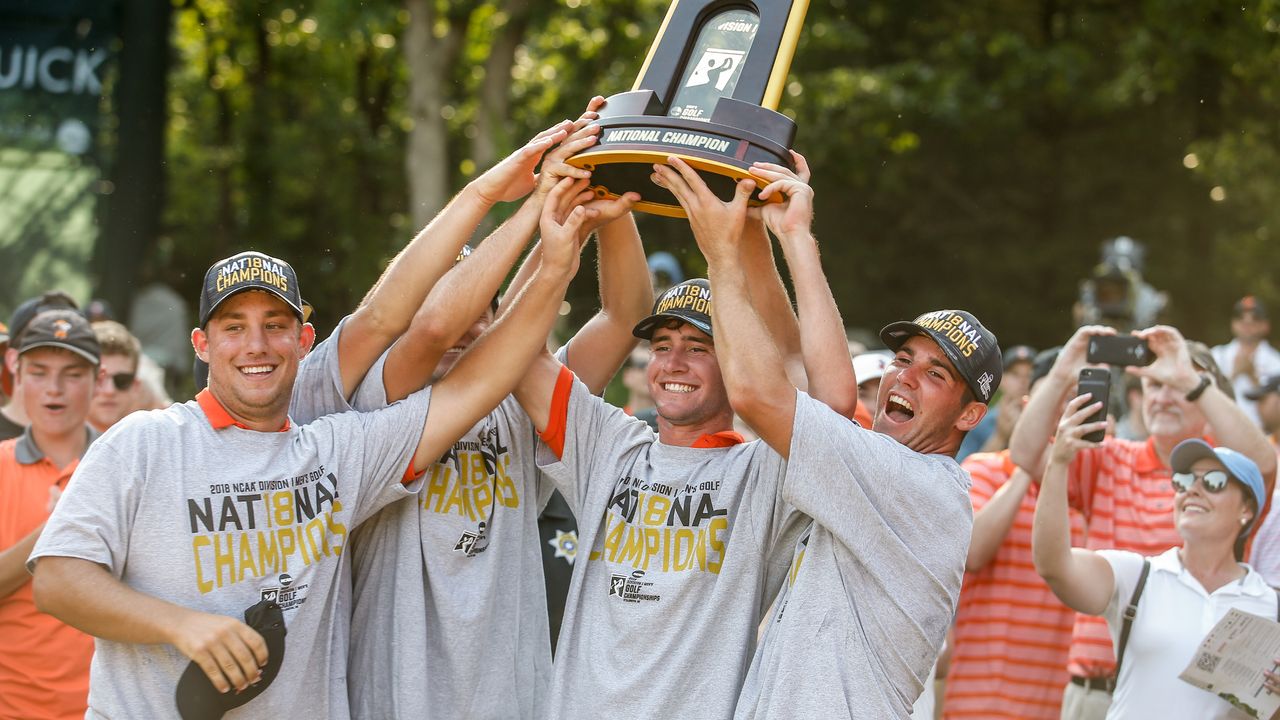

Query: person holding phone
<box><xmin>1035</xmin><ymin>403</ymin><xmax>1275</xmax><ymax>720</ymax></box>
<box><xmin>1010</xmin><ymin>324</ymin><xmax>1276</xmax><ymax>720</ymax></box>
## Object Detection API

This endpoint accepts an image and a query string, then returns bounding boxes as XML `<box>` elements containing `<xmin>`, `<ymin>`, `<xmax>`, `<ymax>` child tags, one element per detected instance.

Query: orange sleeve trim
<box><xmin>402</xmin><ymin>458</ymin><xmax>426</xmax><ymax>485</ymax></box>
<box><xmin>852</xmin><ymin>400</ymin><xmax>873</xmax><ymax>429</ymax></box>
<box><xmin>538</xmin><ymin>365</ymin><xmax>574</xmax><ymax>460</ymax></box>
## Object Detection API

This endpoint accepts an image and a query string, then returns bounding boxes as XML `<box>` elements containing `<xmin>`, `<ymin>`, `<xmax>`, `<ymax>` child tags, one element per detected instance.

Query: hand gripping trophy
<box><xmin>568</xmin><ymin>0</ymin><xmax>809</xmax><ymax>218</ymax></box>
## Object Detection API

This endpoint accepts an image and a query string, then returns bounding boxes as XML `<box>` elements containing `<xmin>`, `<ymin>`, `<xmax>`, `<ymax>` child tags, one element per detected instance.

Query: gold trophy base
<box><xmin>567</xmin><ymin>91</ymin><xmax>797</xmax><ymax>219</ymax></box>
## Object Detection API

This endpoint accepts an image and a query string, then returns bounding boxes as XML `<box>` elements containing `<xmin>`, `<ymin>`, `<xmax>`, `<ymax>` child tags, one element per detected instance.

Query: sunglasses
<box><xmin>107</xmin><ymin>372</ymin><xmax>135</xmax><ymax>391</ymax></box>
<box><xmin>1170</xmin><ymin>470</ymin><xmax>1231</xmax><ymax>494</ymax></box>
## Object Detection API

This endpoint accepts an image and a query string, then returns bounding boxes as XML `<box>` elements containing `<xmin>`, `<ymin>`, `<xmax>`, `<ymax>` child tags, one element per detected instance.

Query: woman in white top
<box><xmin>1034</xmin><ymin>393</ymin><xmax>1274</xmax><ymax>720</ymax></box>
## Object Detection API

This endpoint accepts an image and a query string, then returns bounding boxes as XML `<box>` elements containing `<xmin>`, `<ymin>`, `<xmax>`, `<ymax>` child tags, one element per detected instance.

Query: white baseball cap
<box><xmin>853</xmin><ymin>351</ymin><xmax>893</xmax><ymax>387</ymax></box>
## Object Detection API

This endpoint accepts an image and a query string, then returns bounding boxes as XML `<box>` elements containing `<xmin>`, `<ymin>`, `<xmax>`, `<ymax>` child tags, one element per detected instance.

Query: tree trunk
<box><xmin>403</xmin><ymin>0</ymin><xmax>471</xmax><ymax>228</ymax></box>
<box><xmin>472</xmin><ymin>0</ymin><xmax>531</xmax><ymax>175</ymax></box>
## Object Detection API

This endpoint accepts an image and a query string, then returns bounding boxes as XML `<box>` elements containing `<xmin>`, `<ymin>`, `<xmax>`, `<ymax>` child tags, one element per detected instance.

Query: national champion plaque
<box><xmin>569</xmin><ymin>0</ymin><xmax>810</xmax><ymax>218</ymax></box>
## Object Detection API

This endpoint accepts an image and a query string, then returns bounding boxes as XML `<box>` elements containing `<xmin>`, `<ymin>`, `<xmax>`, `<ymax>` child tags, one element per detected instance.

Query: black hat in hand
<box><xmin>175</xmin><ymin>599</ymin><xmax>287</xmax><ymax>720</ymax></box>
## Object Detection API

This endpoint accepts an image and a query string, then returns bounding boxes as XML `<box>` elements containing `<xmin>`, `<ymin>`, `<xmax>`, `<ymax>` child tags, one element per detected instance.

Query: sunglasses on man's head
<box><xmin>1171</xmin><ymin>470</ymin><xmax>1231</xmax><ymax>494</ymax></box>
<box><xmin>108</xmin><ymin>372</ymin><xmax>135</xmax><ymax>391</ymax></box>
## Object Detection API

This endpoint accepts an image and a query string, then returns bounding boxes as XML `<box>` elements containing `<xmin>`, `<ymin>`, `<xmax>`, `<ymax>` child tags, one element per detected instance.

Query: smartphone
<box><xmin>1086</xmin><ymin>335</ymin><xmax>1154</xmax><ymax>367</ymax></box>
<box><xmin>1077</xmin><ymin>368</ymin><xmax>1111</xmax><ymax>443</ymax></box>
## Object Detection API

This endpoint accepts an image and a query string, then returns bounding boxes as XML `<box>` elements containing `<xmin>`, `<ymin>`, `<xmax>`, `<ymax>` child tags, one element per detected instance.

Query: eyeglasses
<box><xmin>1171</xmin><ymin>470</ymin><xmax>1231</xmax><ymax>494</ymax></box>
<box><xmin>107</xmin><ymin>372</ymin><xmax>135</xmax><ymax>391</ymax></box>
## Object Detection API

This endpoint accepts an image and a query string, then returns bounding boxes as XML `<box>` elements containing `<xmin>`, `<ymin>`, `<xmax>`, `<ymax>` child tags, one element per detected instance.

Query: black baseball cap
<box><xmin>879</xmin><ymin>309</ymin><xmax>1003</xmax><ymax>404</ymax></box>
<box><xmin>17</xmin><ymin>309</ymin><xmax>101</xmax><ymax>365</ymax></box>
<box><xmin>199</xmin><ymin>251</ymin><xmax>304</xmax><ymax>327</ymax></box>
<box><xmin>1030</xmin><ymin>346</ymin><xmax>1063</xmax><ymax>388</ymax></box>
<box><xmin>1003</xmin><ymin>345</ymin><xmax>1036</xmax><ymax>369</ymax></box>
<box><xmin>8</xmin><ymin>290</ymin><xmax>79</xmax><ymax>345</ymax></box>
<box><xmin>1245</xmin><ymin>375</ymin><xmax>1280</xmax><ymax>401</ymax></box>
<box><xmin>175</xmin><ymin>598</ymin><xmax>286</xmax><ymax>719</ymax></box>
<box><xmin>632</xmin><ymin>278</ymin><xmax>713</xmax><ymax>340</ymax></box>
<box><xmin>1234</xmin><ymin>296</ymin><xmax>1268</xmax><ymax>320</ymax></box>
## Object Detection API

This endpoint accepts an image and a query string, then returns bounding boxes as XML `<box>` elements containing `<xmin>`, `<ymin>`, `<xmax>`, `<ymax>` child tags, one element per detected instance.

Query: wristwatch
<box><xmin>1185</xmin><ymin>373</ymin><xmax>1212</xmax><ymax>402</ymax></box>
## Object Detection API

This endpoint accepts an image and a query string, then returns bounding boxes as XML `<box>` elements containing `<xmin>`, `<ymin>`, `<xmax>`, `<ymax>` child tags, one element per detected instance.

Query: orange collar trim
<box><xmin>1141</xmin><ymin>434</ymin><xmax>1216</xmax><ymax>473</ymax></box>
<box><xmin>1136</xmin><ymin>437</ymin><xmax>1162</xmax><ymax>473</ymax></box>
<box><xmin>691</xmin><ymin>431</ymin><xmax>745</xmax><ymax>449</ymax></box>
<box><xmin>196</xmin><ymin>389</ymin><xmax>291</xmax><ymax>432</ymax></box>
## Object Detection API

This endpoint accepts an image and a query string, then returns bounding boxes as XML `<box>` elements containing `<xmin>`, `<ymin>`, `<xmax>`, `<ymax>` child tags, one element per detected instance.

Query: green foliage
<box><xmin>159</xmin><ymin>0</ymin><xmax>1280</xmax><ymax>350</ymax></box>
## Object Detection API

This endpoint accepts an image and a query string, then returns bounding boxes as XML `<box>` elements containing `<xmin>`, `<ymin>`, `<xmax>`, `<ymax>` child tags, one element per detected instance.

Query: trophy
<box><xmin>568</xmin><ymin>0</ymin><xmax>810</xmax><ymax>218</ymax></box>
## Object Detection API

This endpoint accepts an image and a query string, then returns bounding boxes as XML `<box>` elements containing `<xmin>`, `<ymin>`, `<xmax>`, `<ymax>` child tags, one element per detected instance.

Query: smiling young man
<box><xmin>27</xmin><ymin>182</ymin><xmax>592</xmax><ymax>719</ymax></box>
<box><xmin>0</xmin><ymin>310</ymin><xmax>101</xmax><ymax>720</ymax></box>
<box><xmin>652</xmin><ymin>155</ymin><xmax>993</xmax><ymax>719</ymax></box>
<box><xmin>512</xmin><ymin>282</ymin><xmax>808</xmax><ymax>717</ymax></box>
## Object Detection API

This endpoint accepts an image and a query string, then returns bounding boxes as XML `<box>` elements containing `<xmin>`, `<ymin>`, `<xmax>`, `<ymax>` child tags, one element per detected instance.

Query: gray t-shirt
<box><xmin>346</xmin><ymin>352</ymin><xmax>555</xmax><ymax>719</ymax></box>
<box><xmin>734</xmin><ymin>393</ymin><xmax>973</xmax><ymax>719</ymax></box>
<box><xmin>29</xmin><ymin>389</ymin><xmax>431</xmax><ymax>719</ymax></box>
<box><xmin>537</xmin><ymin>373</ymin><xmax>801</xmax><ymax>719</ymax></box>
<box><xmin>290</xmin><ymin>316</ymin><xmax>356</xmax><ymax>426</ymax></box>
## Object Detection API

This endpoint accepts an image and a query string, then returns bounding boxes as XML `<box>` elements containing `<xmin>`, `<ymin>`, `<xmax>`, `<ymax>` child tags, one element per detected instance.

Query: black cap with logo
<box><xmin>879</xmin><ymin>309</ymin><xmax>1003</xmax><ymax>405</ymax></box>
<box><xmin>199</xmin><ymin>251</ymin><xmax>304</xmax><ymax>327</ymax></box>
<box><xmin>17</xmin><ymin>309</ymin><xmax>101</xmax><ymax>365</ymax></box>
<box><xmin>632</xmin><ymin>278</ymin><xmax>713</xmax><ymax>340</ymax></box>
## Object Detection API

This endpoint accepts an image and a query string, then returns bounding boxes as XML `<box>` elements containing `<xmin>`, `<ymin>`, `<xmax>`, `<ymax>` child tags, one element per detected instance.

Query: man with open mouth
<box><xmin>0</xmin><ymin>308</ymin><xmax>102</xmax><ymax>719</ymax></box>
<box><xmin>657</xmin><ymin>152</ymin><xmax>998</xmax><ymax>719</ymax></box>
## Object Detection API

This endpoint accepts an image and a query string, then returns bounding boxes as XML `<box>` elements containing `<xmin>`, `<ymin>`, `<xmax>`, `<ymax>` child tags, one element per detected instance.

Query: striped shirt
<box><xmin>1064</xmin><ymin>437</ymin><xmax>1181</xmax><ymax>678</ymax></box>
<box><xmin>942</xmin><ymin>451</ymin><xmax>1084</xmax><ymax>719</ymax></box>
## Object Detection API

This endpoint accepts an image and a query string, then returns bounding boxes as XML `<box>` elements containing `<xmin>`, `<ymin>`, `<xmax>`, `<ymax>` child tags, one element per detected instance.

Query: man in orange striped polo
<box><xmin>944</xmin><ymin>349</ymin><xmax>1083</xmax><ymax>719</ymax></box>
<box><xmin>1009</xmin><ymin>325</ymin><xmax>1275</xmax><ymax>720</ymax></box>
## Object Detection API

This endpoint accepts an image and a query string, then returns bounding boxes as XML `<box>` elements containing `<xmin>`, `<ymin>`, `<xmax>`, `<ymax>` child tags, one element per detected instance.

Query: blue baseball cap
<box><xmin>1170</xmin><ymin>439</ymin><xmax>1267</xmax><ymax>535</ymax></box>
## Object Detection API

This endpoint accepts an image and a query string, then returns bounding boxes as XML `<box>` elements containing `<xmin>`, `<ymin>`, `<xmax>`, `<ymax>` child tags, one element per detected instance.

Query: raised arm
<box><xmin>1032</xmin><ymin>393</ymin><xmax>1115</xmax><ymax>615</ymax></box>
<box><xmin>561</xmin><ymin>201</ymin><xmax>652</xmax><ymax>394</ymax></box>
<box><xmin>1009</xmin><ymin>325</ymin><xmax>1115</xmax><ymax>475</ymax></box>
<box><xmin>411</xmin><ymin>178</ymin><xmax>595</xmax><ymax>470</ymax></box>
<box><xmin>335</xmin><ymin>114</ymin><xmax>594</xmax><ymax>397</ymax></box>
<box><xmin>34</xmin><ymin>556</ymin><xmax>268</xmax><ymax>695</ymax></box>
<box><xmin>753</xmin><ymin>154</ymin><xmax>858</xmax><ymax>418</ymax></box>
<box><xmin>376</xmin><ymin>201</ymin><xmax>537</xmax><ymax>402</ymax></box>
<box><xmin>966</xmin><ymin>466</ymin><xmax>1032</xmax><ymax>571</ymax></box>
<box><xmin>654</xmin><ymin>158</ymin><xmax>796</xmax><ymax>457</ymax></box>
<box><xmin>739</xmin><ymin>210</ymin><xmax>805</xmax><ymax>389</ymax></box>
<box><xmin>1129</xmin><ymin>325</ymin><xmax>1277</xmax><ymax>487</ymax></box>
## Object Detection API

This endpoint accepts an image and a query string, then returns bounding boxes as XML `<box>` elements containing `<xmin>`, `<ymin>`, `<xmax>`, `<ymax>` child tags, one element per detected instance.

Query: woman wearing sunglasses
<box><xmin>1034</xmin><ymin>392</ymin><xmax>1275</xmax><ymax>720</ymax></box>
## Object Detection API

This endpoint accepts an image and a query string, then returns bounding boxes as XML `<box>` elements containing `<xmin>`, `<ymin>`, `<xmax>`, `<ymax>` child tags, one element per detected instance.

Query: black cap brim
<box><xmin>633</xmin><ymin>311</ymin><xmax>713</xmax><ymax>340</ymax></box>
<box><xmin>202</xmin><ymin>286</ymin><xmax>304</xmax><ymax>327</ymax></box>
<box><xmin>18</xmin><ymin>341</ymin><xmax>99</xmax><ymax>366</ymax></box>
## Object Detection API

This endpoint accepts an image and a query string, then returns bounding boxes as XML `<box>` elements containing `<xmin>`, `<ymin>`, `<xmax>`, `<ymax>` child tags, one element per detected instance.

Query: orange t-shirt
<box><xmin>0</xmin><ymin>434</ymin><xmax>94</xmax><ymax>720</ymax></box>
